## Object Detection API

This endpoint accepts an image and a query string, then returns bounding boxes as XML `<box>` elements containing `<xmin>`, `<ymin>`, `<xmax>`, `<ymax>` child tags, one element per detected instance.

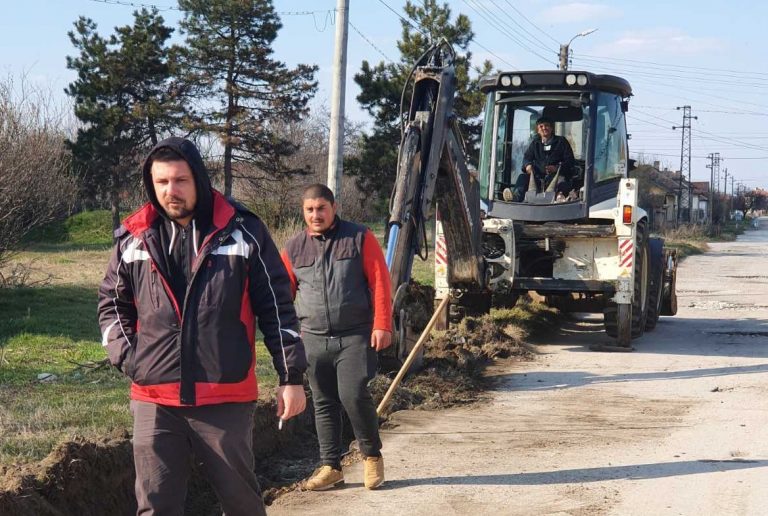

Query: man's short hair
<box><xmin>536</xmin><ymin>116</ymin><xmax>554</xmax><ymax>126</ymax></box>
<box><xmin>147</xmin><ymin>146</ymin><xmax>186</xmax><ymax>168</ymax></box>
<box><xmin>302</xmin><ymin>183</ymin><xmax>335</xmax><ymax>204</ymax></box>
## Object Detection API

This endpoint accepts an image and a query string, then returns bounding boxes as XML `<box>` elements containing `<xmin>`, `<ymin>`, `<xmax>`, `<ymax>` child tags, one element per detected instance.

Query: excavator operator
<box><xmin>510</xmin><ymin>116</ymin><xmax>575</xmax><ymax>202</ymax></box>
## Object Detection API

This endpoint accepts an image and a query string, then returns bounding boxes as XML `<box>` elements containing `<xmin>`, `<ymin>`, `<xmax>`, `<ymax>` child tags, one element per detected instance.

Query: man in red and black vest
<box><xmin>281</xmin><ymin>184</ymin><xmax>392</xmax><ymax>491</ymax></box>
<box><xmin>97</xmin><ymin>137</ymin><xmax>306</xmax><ymax>515</ymax></box>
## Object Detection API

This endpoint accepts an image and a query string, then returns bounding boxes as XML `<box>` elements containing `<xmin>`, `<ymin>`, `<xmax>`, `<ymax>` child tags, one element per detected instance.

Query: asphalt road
<box><xmin>271</xmin><ymin>219</ymin><xmax>768</xmax><ymax>516</ymax></box>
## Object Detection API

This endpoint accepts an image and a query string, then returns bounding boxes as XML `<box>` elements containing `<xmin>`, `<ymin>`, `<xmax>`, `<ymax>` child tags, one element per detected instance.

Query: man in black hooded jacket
<box><xmin>97</xmin><ymin>137</ymin><xmax>306</xmax><ymax>515</ymax></box>
<box><xmin>510</xmin><ymin>116</ymin><xmax>575</xmax><ymax>201</ymax></box>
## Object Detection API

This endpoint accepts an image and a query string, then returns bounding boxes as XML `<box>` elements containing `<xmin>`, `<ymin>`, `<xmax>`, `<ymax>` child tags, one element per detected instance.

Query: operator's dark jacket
<box><xmin>280</xmin><ymin>218</ymin><xmax>392</xmax><ymax>337</ymax></box>
<box><xmin>97</xmin><ymin>137</ymin><xmax>306</xmax><ymax>407</ymax></box>
<box><xmin>522</xmin><ymin>134</ymin><xmax>575</xmax><ymax>180</ymax></box>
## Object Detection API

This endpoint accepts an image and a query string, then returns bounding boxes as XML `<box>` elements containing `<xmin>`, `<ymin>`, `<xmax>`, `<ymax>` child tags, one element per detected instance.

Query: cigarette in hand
<box><xmin>278</xmin><ymin>418</ymin><xmax>284</xmax><ymax>431</ymax></box>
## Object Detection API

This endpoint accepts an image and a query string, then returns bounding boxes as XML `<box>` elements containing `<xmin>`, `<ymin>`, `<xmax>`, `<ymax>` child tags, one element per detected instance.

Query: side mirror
<box><xmin>628</xmin><ymin>158</ymin><xmax>637</xmax><ymax>172</ymax></box>
<box><xmin>621</xmin><ymin>100</ymin><xmax>629</xmax><ymax>113</ymax></box>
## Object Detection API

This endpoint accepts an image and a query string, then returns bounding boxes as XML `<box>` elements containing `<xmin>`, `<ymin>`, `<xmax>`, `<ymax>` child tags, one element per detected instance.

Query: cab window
<box><xmin>593</xmin><ymin>93</ymin><xmax>628</xmax><ymax>183</ymax></box>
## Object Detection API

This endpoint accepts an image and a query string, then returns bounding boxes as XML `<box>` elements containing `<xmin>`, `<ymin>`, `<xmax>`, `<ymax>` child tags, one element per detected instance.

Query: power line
<box><xmin>629</xmin><ymin>150</ymin><xmax>768</xmax><ymax>160</ymax></box>
<box><xmin>634</xmin><ymin>105</ymin><xmax>768</xmax><ymax>116</ymax></box>
<box><xmin>578</xmin><ymin>63</ymin><xmax>768</xmax><ymax>109</ymax></box>
<box><xmin>375</xmin><ymin>0</ymin><xmax>427</xmax><ymax>37</ymax></box>
<box><xmin>628</xmin><ymin>80</ymin><xmax>767</xmax><ymax>115</ymax></box>
<box><xmin>575</xmin><ymin>58</ymin><xmax>768</xmax><ymax>91</ymax></box>
<box><xmin>348</xmin><ymin>20</ymin><xmax>392</xmax><ymax>62</ymax></box>
<box><xmin>502</xmin><ymin>0</ymin><xmax>560</xmax><ymax>46</ymax></box>
<box><xmin>87</xmin><ymin>0</ymin><xmax>177</xmax><ymax>11</ymax></box>
<box><xmin>87</xmin><ymin>0</ymin><xmax>335</xmax><ymax>17</ymax></box>
<box><xmin>578</xmin><ymin>52</ymin><xmax>768</xmax><ymax>79</ymax></box>
<box><xmin>375</xmin><ymin>0</ymin><xmax>517</xmax><ymax>69</ymax></box>
<box><xmin>632</xmin><ymin>108</ymin><xmax>768</xmax><ymax>152</ymax></box>
<box><xmin>485</xmin><ymin>0</ymin><xmax>554</xmax><ymax>51</ymax></box>
<box><xmin>462</xmin><ymin>0</ymin><xmax>553</xmax><ymax>65</ymax></box>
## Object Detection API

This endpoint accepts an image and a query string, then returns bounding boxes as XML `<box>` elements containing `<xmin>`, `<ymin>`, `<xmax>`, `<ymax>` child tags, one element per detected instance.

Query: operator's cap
<box><xmin>536</xmin><ymin>116</ymin><xmax>554</xmax><ymax>126</ymax></box>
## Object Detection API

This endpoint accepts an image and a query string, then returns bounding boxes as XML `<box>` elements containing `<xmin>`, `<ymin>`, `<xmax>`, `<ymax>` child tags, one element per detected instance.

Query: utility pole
<box><xmin>558</xmin><ymin>45</ymin><xmax>568</xmax><ymax>70</ymax></box>
<box><xmin>730</xmin><ymin>176</ymin><xmax>735</xmax><ymax>215</ymax></box>
<box><xmin>326</xmin><ymin>0</ymin><xmax>350</xmax><ymax>205</ymax></box>
<box><xmin>672</xmin><ymin>106</ymin><xmax>696</xmax><ymax>223</ymax></box>
<box><xmin>559</xmin><ymin>29</ymin><xmax>597</xmax><ymax>70</ymax></box>
<box><xmin>723</xmin><ymin>167</ymin><xmax>731</xmax><ymax>220</ymax></box>
<box><xmin>706</xmin><ymin>152</ymin><xmax>721</xmax><ymax>224</ymax></box>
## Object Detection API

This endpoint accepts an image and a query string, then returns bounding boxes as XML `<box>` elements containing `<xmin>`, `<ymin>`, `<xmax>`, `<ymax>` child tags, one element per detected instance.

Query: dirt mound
<box><xmin>372</xmin><ymin>300</ymin><xmax>553</xmax><ymax>418</ymax></box>
<box><xmin>0</xmin><ymin>435</ymin><xmax>134</xmax><ymax>516</ymax></box>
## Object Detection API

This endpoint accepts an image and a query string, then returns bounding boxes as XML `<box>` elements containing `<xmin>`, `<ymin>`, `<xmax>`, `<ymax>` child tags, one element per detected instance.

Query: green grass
<box><xmin>663</xmin><ymin>241</ymin><xmax>706</xmax><ymax>260</ymax></box>
<box><xmin>0</xmin><ymin>276</ymin><xmax>278</xmax><ymax>466</ymax></box>
<box><xmin>0</xmin><ymin>284</ymin><xmax>131</xmax><ymax>463</ymax></box>
<box><xmin>25</xmin><ymin>210</ymin><xmax>113</xmax><ymax>251</ymax></box>
<box><xmin>371</xmin><ymin>221</ymin><xmax>436</xmax><ymax>287</ymax></box>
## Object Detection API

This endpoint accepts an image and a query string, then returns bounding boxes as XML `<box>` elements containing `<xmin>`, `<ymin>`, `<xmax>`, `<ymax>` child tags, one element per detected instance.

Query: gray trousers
<box><xmin>130</xmin><ymin>400</ymin><xmax>265</xmax><ymax>516</ymax></box>
<box><xmin>304</xmin><ymin>331</ymin><xmax>382</xmax><ymax>468</ymax></box>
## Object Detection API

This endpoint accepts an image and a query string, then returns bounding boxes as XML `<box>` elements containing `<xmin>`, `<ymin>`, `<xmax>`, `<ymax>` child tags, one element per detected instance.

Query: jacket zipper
<box><xmin>177</xmin><ymin>223</ymin><xmax>234</xmax><ymax>405</ymax></box>
<box><xmin>320</xmin><ymin>237</ymin><xmax>335</xmax><ymax>336</ymax></box>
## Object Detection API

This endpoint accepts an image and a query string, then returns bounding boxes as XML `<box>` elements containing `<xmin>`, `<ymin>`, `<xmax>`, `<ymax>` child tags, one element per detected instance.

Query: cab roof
<box><xmin>479</xmin><ymin>71</ymin><xmax>632</xmax><ymax>98</ymax></box>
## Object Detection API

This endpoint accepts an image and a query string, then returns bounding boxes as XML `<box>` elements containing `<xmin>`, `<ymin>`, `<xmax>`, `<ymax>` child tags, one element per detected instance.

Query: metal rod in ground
<box><xmin>376</xmin><ymin>296</ymin><xmax>451</xmax><ymax>416</ymax></box>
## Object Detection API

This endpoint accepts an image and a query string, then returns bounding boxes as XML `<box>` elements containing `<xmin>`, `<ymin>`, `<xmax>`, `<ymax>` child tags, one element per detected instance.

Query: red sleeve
<box><xmin>361</xmin><ymin>229</ymin><xmax>392</xmax><ymax>332</ymax></box>
<box><xmin>279</xmin><ymin>249</ymin><xmax>297</xmax><ymax>299</ymax></box>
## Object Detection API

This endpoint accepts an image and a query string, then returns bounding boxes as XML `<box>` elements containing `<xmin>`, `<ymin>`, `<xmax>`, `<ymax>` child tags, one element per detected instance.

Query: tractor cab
<box><xmin>477</xmin><ymin>71</ymin><xmax>632</xmax><ymax>222</ymax></box>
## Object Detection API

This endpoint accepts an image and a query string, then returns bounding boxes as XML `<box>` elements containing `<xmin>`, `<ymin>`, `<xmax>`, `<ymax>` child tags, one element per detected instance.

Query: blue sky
<box><xmin>2</xmin><ymin>0</ymin><xmax>766</xmax><ymax>189</ymax></box>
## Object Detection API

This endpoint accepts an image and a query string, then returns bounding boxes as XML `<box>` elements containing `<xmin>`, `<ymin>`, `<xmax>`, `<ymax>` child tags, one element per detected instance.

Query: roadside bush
<box><xmin>0</xmin><ymin>77</ymin><xmax>77</xmax><ymax>283</ymax></box>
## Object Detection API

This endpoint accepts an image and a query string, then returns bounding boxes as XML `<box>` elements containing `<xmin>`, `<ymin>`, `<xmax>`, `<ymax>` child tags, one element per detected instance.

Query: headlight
<box><xmin>565</xmin><ymin>74</ymin><xmax>577</xmax><ymax>85</ymax></box>
<box><xmin>510</xmin><ymin>75</ymin><xmax>522</xmax><ymax>86</ymax></box>
<box><xmin>500</xmin><ymin>75</ymin><xmax>512</xmax><ymax>87</ymax></box>
<box><xmin>577</xmin><ymin>74</ymin><xmax>588</xmax><ymax>86</ymax></box>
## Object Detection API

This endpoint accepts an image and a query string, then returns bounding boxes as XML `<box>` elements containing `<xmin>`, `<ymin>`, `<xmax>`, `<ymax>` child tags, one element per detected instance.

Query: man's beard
<box><xmin>167</xmin><ymin>206</ymin><xmax>194</xmax><ymax>221</ymax></box>
<box><xmin>164</xmin><ymin>198</ymin><xmax>194</xmax><ymax>221</ymax></box>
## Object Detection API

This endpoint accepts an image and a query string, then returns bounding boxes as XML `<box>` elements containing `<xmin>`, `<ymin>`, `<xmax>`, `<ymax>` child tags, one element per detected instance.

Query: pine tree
<box><xmin>65</xmin><ymin>9</ymin><xmax>181</xmax><ymax>230</ymax></box>
<box><xmin>177</xmin><ymin>0</ymin><xmax>318</xmax><ymax>196</ymax></box>
<box><xmin>348</xmin><ymin>0</ymin><xmax>492</xmax><ymax>199</ymax></box>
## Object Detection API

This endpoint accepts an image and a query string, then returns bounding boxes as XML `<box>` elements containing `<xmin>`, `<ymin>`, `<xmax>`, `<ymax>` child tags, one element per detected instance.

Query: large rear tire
<box><xmin>644</xmin><ymin>238</ymin><xmax>665</xmax><ymax>331</ymax></box>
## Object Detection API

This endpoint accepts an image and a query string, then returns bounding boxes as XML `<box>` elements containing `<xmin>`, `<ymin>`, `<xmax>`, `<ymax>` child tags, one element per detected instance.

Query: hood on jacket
<box><xmin>142</xmin><ymin>137</ymin><xmax>213</xmax><ymax>227</ymax></box>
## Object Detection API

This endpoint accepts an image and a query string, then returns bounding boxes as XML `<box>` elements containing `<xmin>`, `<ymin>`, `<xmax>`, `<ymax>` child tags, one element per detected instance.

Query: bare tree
<box><xmin>0</xmin><ymin>76</ymin><xmax>77</xmax><ymax>283</ymax></box>
<box><xmin>235</xmin><ymin>108</ymin><xmax>376</xmax><ymax>229</ymax></box>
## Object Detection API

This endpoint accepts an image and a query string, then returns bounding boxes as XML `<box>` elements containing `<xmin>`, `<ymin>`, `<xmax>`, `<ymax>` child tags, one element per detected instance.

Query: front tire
<box><xmin>603</xmin><ymin>220</ymin><xmax>649</xmax><ymax>346</ymax></box>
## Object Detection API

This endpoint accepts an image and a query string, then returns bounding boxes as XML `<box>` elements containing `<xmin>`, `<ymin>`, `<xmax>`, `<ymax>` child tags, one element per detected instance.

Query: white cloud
<box><xmin>590</xmin><ymin>28</ymin><xmax>724</xmax><ymax>58</ymax></box>
<box><xmin>538</xmin><ymin>3</ymin><xmax>621</xmax><ymax>24</ymax></box>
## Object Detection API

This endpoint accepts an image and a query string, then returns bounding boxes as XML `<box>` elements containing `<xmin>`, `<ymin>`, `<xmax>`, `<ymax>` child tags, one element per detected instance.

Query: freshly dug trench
<box><xmin>0</xmin><ymin>400</ymin><xmax>318</xmax><ymax>516</ymax></box>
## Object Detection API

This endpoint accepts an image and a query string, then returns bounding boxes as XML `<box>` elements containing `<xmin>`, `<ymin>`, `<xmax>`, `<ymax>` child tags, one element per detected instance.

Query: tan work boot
<box><xmin>304</xmin><ymin>465</ymin><xmax>344</xmax><ymax>491</ymax></box>
<box><xmin>363</xmin><ymin>456</ymin><xmax>384</xmax><ymax>489</ymax></box>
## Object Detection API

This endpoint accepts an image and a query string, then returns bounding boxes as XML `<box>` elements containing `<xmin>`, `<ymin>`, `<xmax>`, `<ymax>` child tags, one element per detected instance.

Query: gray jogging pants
<box><xmin>130</xmin><ymin>400</ymin><xmax>265</xmax><ymax>516</ymax></box>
